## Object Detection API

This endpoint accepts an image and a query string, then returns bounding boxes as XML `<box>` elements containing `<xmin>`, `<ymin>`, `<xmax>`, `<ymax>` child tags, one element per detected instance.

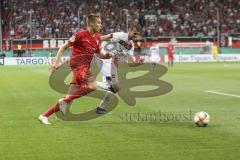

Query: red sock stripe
<box><xmin>43</xmin><ymin>103</ymin><xmax>60</xmax><ymax>117</ymax></box>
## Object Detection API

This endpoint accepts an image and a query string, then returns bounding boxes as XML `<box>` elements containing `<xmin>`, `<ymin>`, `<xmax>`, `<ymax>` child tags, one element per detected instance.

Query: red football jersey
<box><xmin>167</xmin><ymin>44</ymin><xmax>174</xmax><ymax>56</ymax></box>
<box><xmin>68</xmin><ymin>29</ymin><xmax>101</xmax><ymax>68</ymax></box>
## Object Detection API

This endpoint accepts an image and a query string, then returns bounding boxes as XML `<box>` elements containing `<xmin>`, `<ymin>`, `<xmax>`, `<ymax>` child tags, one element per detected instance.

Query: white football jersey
<box><xmin>149</xmin><ymin>46</ymin><xmax>160</xmax><ymax>63</ymax></box>
<box><xmin>102</xmin><ymin>32</ymin><xmax>134</xmax><ymax>56</ymax></box>
<box><xmin>149</xmin><ymin>46</ymin><xmax>160</xmax><ymax>57</ymax></box>
<box><xmin>96</xmin><ymin>32</ymin><xmax>135</xmax><ymax>82</ymax></box>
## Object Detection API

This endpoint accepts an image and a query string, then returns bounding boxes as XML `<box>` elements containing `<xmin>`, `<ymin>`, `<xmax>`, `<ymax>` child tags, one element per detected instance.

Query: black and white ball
<box><xmin>194</xmin><ymin>111</ymin><xmax>210</xmax><ymax>127</ymax></box>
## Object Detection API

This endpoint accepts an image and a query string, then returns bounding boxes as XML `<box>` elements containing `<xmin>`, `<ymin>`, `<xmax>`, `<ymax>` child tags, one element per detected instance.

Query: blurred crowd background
<box><xmin>2</xmin><ymin>0</ymin><xmax>240</xmax><ymax>39</ymax></box>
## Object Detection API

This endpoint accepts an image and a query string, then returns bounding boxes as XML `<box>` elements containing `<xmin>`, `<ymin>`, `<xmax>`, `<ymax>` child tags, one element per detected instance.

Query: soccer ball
<box><xmin>194</xmin><ymin>111</ymin><xmax>210</xmax><ymax>127</ymax></box>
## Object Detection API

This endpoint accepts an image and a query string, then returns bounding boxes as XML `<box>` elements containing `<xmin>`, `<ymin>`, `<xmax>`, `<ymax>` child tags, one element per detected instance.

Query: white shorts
<box><xmin>96</xmin><ymin>58</ymin><xmax>119</xmax><ymax>90</ymax></box>
<box><xmin>149</xmin><ymin>55</ymin><xmax>160</xmax><ymax>63</ymax></box>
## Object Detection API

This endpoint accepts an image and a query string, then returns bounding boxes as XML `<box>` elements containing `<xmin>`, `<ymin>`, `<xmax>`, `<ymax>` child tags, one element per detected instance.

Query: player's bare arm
<box><xmin>95</xmin><ymin>51</ymin><xmax>112</xmax><ymax>59</ymax></box>
<box><xmin>49</xmin><ymin>43</ymin><xmax>69</xmax><ymax>73</ymax></box>
<box><xmin>101</xmin><ymin>33</ymin><xmax>113</xmax><ymax>41</ymax></box>
<box><xmin>51</xmin><ymin>42</ymin><xmax>70</xmax><ymax>71</ymax></box>
<box><xmin>50</xmin><ymin>35</ymin><xmax>77</xmax><ymax>72</ymax></box>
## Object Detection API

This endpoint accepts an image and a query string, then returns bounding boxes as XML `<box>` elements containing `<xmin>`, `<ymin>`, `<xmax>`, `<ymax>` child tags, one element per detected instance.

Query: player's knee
<box><xmin>88</xmin><ymin>81</ymin><xmax>97</xmax><ymax>90</ymax></box>
<box><xmin>106</xmin><ymin>91</ymin><xmax>115</xmax><ymax>101</ymax></box>
<box><xmin>112</xmin><ymin>84</ymin><xmax>120</xmax><ymax>93</ymax></box>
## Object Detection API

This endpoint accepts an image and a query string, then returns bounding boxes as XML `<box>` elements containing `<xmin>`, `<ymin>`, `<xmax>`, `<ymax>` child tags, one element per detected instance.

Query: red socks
<box><xmin>43</xmin><ymin>103</ymin><xmax>60</xmax><ymax>117</ymax></box>
<box><xmin>43</xmin><ymin>84</ymin><xmax>94</xmax><ymax>118</ymax></box>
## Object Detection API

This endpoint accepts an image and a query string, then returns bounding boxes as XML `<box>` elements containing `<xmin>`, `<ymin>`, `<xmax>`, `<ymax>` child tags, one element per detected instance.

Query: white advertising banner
<box><xmin>2</xmin><ymin>54</ymin><xmax>240</xmax><ymax>65</ymax></box>
<box><xmin>171</xmin><ymin>55</ymin><xmax>214</xmax><ymax>62</ymax></box>
<box><xmin>4</xmin><ymin>57</ymin><xmax>70</xmax><ymax>65</ymax></box>
<box><xmin>165</xmin><ymin>54</ymin><xmax>240</xmax><ymax>62</ymax></box>
<box><xmin>217</xmin><ymin>54</ymin><xmax>240</xmax><ymax>61</ymax></box>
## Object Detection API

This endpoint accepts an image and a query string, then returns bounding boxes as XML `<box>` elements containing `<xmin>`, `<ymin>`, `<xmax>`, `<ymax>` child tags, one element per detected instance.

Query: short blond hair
<box><xmin>87</xmin><ymin>14</ymin><xmax>101</xmax><ymax>25</ymax></box>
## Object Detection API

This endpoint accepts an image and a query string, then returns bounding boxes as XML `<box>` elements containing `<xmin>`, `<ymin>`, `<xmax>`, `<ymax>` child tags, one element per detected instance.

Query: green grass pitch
<box><xmin>0</xmin><ymin>62</ymin><xmax>240</xmax><ymax>160</ymax></box>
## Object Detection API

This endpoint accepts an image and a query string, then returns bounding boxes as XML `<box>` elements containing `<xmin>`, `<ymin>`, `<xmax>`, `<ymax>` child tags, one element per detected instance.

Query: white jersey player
<box><xmin>149</xmin><ymin>46</ymin><xmax>160</xmax><ymax>63</ymax></box>
<box><xmin>95</xmin><ymin>31</ymin><xmax>144</xmax><ymax>114</ymax></box>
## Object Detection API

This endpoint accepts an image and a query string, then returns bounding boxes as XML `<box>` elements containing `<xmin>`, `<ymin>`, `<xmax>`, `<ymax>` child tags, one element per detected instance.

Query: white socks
<box><xmin>97</xmin><ymin>81</ymin><xmax>110</xmax><ymax>91</ymax></box>
<box><xmin>99</xmin><ymin>91</ymin><xmax>115</xmax><ymax>109</ymax></box>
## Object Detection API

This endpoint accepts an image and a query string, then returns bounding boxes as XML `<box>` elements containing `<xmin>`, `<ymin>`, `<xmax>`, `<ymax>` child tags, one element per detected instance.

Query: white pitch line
<box><xmin>205</xmin><ymin>90</ymin><xmax>240</xmax><ymax>98</ymax></box>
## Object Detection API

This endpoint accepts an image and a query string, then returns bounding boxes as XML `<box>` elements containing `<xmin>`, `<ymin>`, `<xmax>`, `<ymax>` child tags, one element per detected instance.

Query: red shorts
<box><xmin>168</xmin><ymin>55</ymin><xmax>174</xmax><ymax>60</ymax></box>
<box><xmin>70</xmin><ymin>65</ymin><xmax>95</xmax><ymax>85</ymax></box>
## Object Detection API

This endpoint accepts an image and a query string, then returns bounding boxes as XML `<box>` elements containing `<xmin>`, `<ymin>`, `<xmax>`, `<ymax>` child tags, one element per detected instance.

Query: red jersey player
<box><xmin>39</xmin><ymin>14</ymin><xmax>112</xmax><ymax>124</ymax></box>
<box><xmin>167</xmin><ymin>42</ymin><xmax>175</xmax><ymax>67</ymax></box>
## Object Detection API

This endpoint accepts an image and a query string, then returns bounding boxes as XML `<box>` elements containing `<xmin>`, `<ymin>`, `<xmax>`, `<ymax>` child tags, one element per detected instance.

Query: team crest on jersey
<box><xmin>119</xmin><ymin>40</ymin><xmax>132</xmax><ymax>50</ymax></box>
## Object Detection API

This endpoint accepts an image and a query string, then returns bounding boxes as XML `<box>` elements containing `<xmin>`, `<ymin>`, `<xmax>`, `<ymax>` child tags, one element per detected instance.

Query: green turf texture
<box><xmin>0</xmin><ymin>62</ymin><xmax>240</xmax><ymax>160</ymax></box>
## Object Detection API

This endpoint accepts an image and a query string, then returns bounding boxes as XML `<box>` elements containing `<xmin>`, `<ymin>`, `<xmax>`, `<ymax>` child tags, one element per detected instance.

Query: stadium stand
<box><xmin>2</xmin><ymin>0</ymin><xmax>240</xmax><ymax>39</ymax></box>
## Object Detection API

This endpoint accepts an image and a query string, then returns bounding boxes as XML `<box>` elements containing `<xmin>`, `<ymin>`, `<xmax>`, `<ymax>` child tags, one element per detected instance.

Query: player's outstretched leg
<box><xmin>96</xmin><ymin>91</ymin><xmax>115</xmax><ymax>114</ymax></box>
<box><xmin>96</xmin><ymin>81</ymin><xmax>110</xmax><ymax>91</ymax></box>
<box><xmin>39</xmin><ymin>83</ymin><xmax>96</xmax><ymax>124</ymax></box>
<box><xmin>96</xmin><ymin>82</ymin><xmax>119</xmax><ymax>114</ymax></box>
<box><xmin>171</xmin><ymin>59</ymin><xmax>174</xmax><ymax>67</ymax></box>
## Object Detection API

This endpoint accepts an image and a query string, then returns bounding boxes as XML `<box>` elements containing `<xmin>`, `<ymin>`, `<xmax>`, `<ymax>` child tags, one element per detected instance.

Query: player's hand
<box><xmin>128</xmin><ymin>57</ymin><xmax>144</xmax><ymax>67</ymax></box>
<box><xmin>139</xmin><ymin>57</ymin><xmax>145</xmax><ymax>63</ymax></box>
<box><xmin>49</xmin><ymin>63</ymin><xmax>60</xmax><ymax>73</ymax></box>
<box><xmin>137</xmin><ymin>57</ymin><xmax>145</xmax><ymax>65</ymax></box>
<box><xmin>105</xmin><ymin>53</ymin><xmax>112</xmax><ymax>59</ymax></box>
